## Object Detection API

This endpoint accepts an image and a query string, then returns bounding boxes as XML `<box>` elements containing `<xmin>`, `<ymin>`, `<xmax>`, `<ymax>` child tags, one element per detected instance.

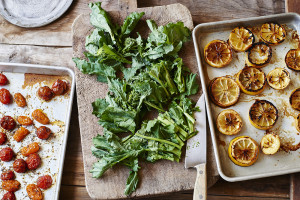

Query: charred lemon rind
<box><xmin>260</xmin><ymin>22</ymin><xmax>286</xmax><ymax>45</ymax></box>
<box><xmin>229</xmin><ymin>27</ymin><xmax>255</xmax><ymax>52</ymax></box>
<box><xmin>289</xmin><ymin>88</ymin><xmax>300</xmax><ymax>111</ymax></box>
<box><xmin>204</xmin><ymin>39</ymin><xmax>233</xmax><ymax>68</ymax></box>
<box><xmin>285</xmin><ymin>49</ymin><xmax>300</xmax><ymax>72</ymax></box>
<box><xmin>228</xmin><ymin>136</ymin><xmax>259</xmax><ymax>167</ymax></box>
<box><xmin>216</xmin><ymin>109</ymin><xmax>243</xmax><ymax>135</ymax></box>
<box><xmin>296</xmin><ymin>114</ymin><xmax>300</xmax><ymax>132</ymax></box>
<box><xmin>267</xmin><ymin>68</ymin><xmax>290</xmax><ymax>90</ymax></box>
<box><xmin>260</xmin><ymin>133</ymin><xmax>281</xmax><ymax>155</ymax></box>
<box><xmin>236</xmin><ymin>67</ymin><xmax>267</xmax><ymax>95</ymax></box>
<box><xmin>246</xmin><ymin>42</ymin><xmax>272</xmax><ymax>68</ymax></box>
<box><xmin>208</xmin><ymin>77</ymin><xmax>241</xmax><ymax>108</ymax></box>
<box><xmin>249</xmin><ymin>100</ymin><xmax>278</xmax><ymax>130</ymax></box>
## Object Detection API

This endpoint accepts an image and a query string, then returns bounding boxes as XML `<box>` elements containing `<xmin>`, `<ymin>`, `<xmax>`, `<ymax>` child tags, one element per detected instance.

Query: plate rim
<box><xmin>0</xmin><ymin>0</ymin><xmax>73</xmax><ymax>28</ymax></box>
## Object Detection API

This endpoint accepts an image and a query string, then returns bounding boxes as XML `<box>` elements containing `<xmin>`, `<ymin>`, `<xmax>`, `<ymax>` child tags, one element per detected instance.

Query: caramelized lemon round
<box><xmin>209</xmin><ymin>77</ymin><xmax>240</xmax><ymax>108</ymax></box>
<box><xmin>236</xmin><ymin>67</ymin><xmax>266</xmax><ymax>95</ymax></box>
<box><xmin>228</xmin><ymin>136</ymin><xmax>259</xmax><ymax>167</ymax></box>
<box><xmin>216</xmin><ymin>109</ymin><xmax>243</xmax><ymax>135</ymax></box>
<box><xmin>229</xmin><ymin>27</ymin><xmax>254</xmax><ymax>52</ymax></box>
<box><xmin>249</xmin><ymin>100</ymin><xmax>278</xmax><ymax>130</ymax></box>
<box><xmin>267</xmin><ymin>68</ymin><xmax>290</xmax><ymax>90</ymax></box>
<box><xmin>246</xmin><ymin>42</ymin><xmax>272</xmax><ymax>68</ymax></box>
<box><xmin>285</xmin><ymin>49</ymin><xmax>300</xmax><ymax>71</ymax></box>
<box><xmin>260</xmin><ymin>23</ymin><xmax>286</xmax><ymax>45</ymax></box>
<box><xmin>204</xmin><ymin>40</ymin><xmax>233</xmax><ymax>68</ymax></box>
<box><xmin>290</xmin><ymin>88</ymin><xmax>300</xmax><ymax>111</ymax></box>
<box><xmin>260</xmin><ymin>133</ymin><xmax>281</xmax><ymax>155</ymax></box>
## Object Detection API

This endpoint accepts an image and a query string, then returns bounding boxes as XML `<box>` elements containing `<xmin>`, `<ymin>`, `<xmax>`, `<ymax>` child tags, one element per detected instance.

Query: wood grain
<box><xmin>0</xmin><ymin>0</ymin><xmax>285</xmax><ymax>47</ymax></box>
<box><xmin>0</xmin><ymin>0</ymin><xmax>119</xmax><ymax>47</ymax></box>
<box><xmin>138</xmin><ymin>0</ymin><xmax>285</xmax><ymax>24</ymax></box>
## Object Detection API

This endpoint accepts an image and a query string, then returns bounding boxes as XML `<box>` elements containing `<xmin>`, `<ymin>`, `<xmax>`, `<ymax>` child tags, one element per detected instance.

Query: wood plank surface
<box><xmin>0</xmin><ymin>0</ymin><xmax>294</xmax><ymax>199</ymax></box>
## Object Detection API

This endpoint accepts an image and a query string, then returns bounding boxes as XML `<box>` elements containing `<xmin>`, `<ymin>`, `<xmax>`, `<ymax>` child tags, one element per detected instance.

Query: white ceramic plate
<box><xmin>0</xmin><ymin>0</ymin><xmax>73</xmax><ymax>27</ymax></box>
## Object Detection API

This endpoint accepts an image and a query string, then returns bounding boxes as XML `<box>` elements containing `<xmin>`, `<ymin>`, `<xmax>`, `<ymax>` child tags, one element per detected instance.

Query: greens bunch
<box><xmin>73</xmin><ymin>2</ymin><xmax>200</xmax><ymax>195</ymax></box>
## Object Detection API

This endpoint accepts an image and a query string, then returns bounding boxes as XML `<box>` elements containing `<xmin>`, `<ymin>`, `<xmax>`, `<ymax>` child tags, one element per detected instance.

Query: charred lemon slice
<box><xmin>267</xmin><ymin>68</ymin><xmax>290</xmax><ymax>90</ymax></box>
<box><xmin>290</xmin><ymin>88</ymin><xmax>300</xmax><ymax>111</ymax></box>
<box><xmin>285</xmin><ymin>49</ymin><xmax>300</xmax><ymax>71</ymax></box>
<box><xmin>204</xmin><ymin>40</ymin><xmax>233</xmax><ymax>68</ymax></box>
<box><xmin>246</xmin><ymin>42</ymin><xmax>272</xmax><ymax>68</ymax></box>
<box><xmin>209</xmin><ymin>77</ymin><xmax>240</xmax><ymax>108</ymax></box>
<box><xmin>229</xmin><ymin>27</ymin><xmax>255</xmax><ymax>52</ymax></box>
<box><xmin>296</xmin><ymin>114</ymin><xmax>300</xmax><ymax>132</ymax></box>
<box><xmin>228</xmin><ymin>136</ymin><xmax>259</xmax><ymax>167</ymax></box>
<box><xmin>217</xmin><ymin>109</ymin><xmax>243</xmax><ymax>135</ymax></box>
<box><xmin>260</xmin><ymin>23</ymin><xmax>286</xmax><ymax>45</ymax></box>
<box><xmin>249</xmin><ymin>100</ymin><xmax>278</xmax><ymax>130</ymax></box>
<box><xmin>236</xmin><ymin>67</ymin><xmax>266</xmax><ymax>95</ymax></box>
<box><xmin>260</xmin><ymin>133</ymin><xmax>280</xmax><ymax>155</ymax></box>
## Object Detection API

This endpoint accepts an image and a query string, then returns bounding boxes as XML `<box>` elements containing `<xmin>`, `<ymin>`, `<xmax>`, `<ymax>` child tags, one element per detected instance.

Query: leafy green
<box><xmin>74</xmin><ymin>2</ymin><xmax>200</xmax><ymax>196</ymax></box>
<box><xmin>89</xmin><ymin>2</ymin><xmax>118</xmax><ymax>44</ymax></box>
<box><xmin>121</xmin><ymin>12</ymin><xmax>145</xmax><ymax>37</ymax></box>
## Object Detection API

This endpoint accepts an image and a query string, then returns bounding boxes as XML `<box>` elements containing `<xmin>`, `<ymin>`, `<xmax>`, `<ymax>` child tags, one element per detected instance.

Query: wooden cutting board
<box><xmin>72</xmin><ymin>2</ymin><xmax>218</xmax><ymax>199</ymax></box>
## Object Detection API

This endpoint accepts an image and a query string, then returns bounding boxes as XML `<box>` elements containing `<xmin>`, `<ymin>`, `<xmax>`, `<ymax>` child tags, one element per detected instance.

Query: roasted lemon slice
<box><xmin>217</xmin><ymin>109</ymin><xmax>243</xmax><ymax>135</ymax></box>
<box><xmin>249</xmin><ymin>100</ymin><xmax>278</xmax><ymax>130</ymax></box>
<box><xmin>229</xmin><ymin>27</ymin><xmax>255</xmax><ymax>52</ymax></box>
<box><xmin>236</xmin><ymin>67</ymin><xmax>266</xmax><ymax>95</ymax></box>
<box><xmin>204</xmin><ymin>40</ymin><xmax>233</xmax><ymax>68</ymax></box>
<box><xmin>267</xmin><ymin>68</ymin><xmax>290</xmax><ymax>90</ymax></box>
<box><xmin>290</xmin><ymin>88</ymin><xmax>300</xmax><ymax>111</ymax></box>
<box><xmin>260</xmin><ymin>133</ymin><xmax>280</xmax><ymax>155</ymax></box>
<box><xmin>209</xmin><ymin>77</ymin><xmax>240</xmax><ymax>108</ymax></box>
<box><xmin>285</xmin><ymin>49</ymin><xmax>300</xmax><ymax>71</ymax></box>
<box><xmin>228</xmin><ymin>136</ymin><xmax>259</xmax><ymax>167</ymax></box>
<box><xmin>260</xmin><ymin>23</ymin><xmax>286</xmax><ymax>45</ymax></box>
<box><xmin>296</xmin><ymin>114</ymin><xmax>300</xmax><ymax>132</ymax></box>
<box><xmin>246</xmin><ymin>42</ymin><xmax>272</xmax><ymax>68</ymax></box>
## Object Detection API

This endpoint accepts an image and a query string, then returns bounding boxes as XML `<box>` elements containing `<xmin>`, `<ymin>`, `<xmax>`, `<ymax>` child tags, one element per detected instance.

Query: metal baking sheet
<box><xmin>0</xmin><ymin>63</ymin><xmax>75</xmax><ymax>199</ymax></box>
<box><xmin>193</xmin><ymin>13</ymin><xmax>300</xmax><ymax>182</ymax></box>
<box><xmin>0</xmin><ymin>0</ymin><xmax>73</xmax><ymax>28</ymax></box>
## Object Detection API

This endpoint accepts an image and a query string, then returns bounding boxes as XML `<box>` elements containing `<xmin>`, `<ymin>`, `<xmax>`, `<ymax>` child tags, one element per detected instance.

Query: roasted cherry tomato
<box><xmin>0</xmin><ymin>89</ymin><xmax>11</xmax><ymax>104</ymax></box>
<box><xmin>36</xmin><ymin>126</ymin><xmax>51</xmax><ymax>140</ymax></box>
<box><xmin>32</xmin><ymin>109</ymin><xmax>49</xmax><ymax>125</ymax></box>
<box><xmin>21</xmin><ymin>142</ymin><xmax>39</xmax><ymax>157</ymax></box>
<box><xmin>0</xmin><ymin>74</ymin><xmax>8</xmax><ymax>86</ymax></box>
<box><xmin>37</xmin><ymin>86</ymin><xmax>53</xmax><ymax>101</ymax></box>
<box><xmin>0</xmin><ymin>116</ymin><xmax>16</xmax><ymax>130</ymax></box>
<box><xmin>52</xmin><ymin>79</ymin><xmax>67</xmax><ymax>95</ymax></box>
<box><xmin>0</xmin><ymin>132</ymin><xmax>7</xmax><ymax>145</ymax></box>
<box><xmin>2</xmin><ymin>192</ymin><xmax>16</xmax><ymax>200</ymax></box>
<box><xmin>13</xmin><ymin>159</ymin><xmax>27</xmax><ymax>173</ymax></box>
<box><xmin>1</xmin><ymin>170</ymin><xmax>15</xmax><ymax>181</ymax></box>
<box><xmin>13</xmin><ymin>127</ymin><xmax>30</xmax><ymax>142</ymax></box>
<box><xmin>14</xmin><ymin>93</ymin><xmax>26</xmax><ymax>107</ymax></box>
<box><xmin>0</xmin><ymin>147</ymin><xmax>14</xmax><ymax>162</ymax></box>
<box><xmin>2</xmin><ymin>180</ymin><xmax>20</xmax><ymax>192</ymax></box>
<box><xmin>26</xmin><ymin>184</ymin><xmax>43</xmax><ymax>200</ymax></box>
<box><xmin>17</xmin><ymin>116</ymin><xmax>33</xmax><ymax>126</ymax></box>
<box><xmin>26</xmin><ymin>153</ymin><xmax>41</xmax><ymax>170</ymax></box>
<box><xmin>37</xmin><ymin>175</ymin><xmax>52</xmax><ymax>190</ymax></box>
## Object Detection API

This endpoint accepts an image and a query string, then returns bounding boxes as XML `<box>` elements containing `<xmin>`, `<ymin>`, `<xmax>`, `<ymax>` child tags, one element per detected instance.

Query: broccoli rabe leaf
<box><xmin>121</xmin><ymin>12</ymin><xmax>145</xmax><ymax>37</ymax></box>
<box><xmin>89</xmin><ymin>2</ymin><xmax>118</xmax><ymax>44</ymax></box>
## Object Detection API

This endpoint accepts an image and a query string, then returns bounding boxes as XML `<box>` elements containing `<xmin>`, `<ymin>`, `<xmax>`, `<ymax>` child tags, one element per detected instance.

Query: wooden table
<box><xmin>0</xmin><ymin>0</ymin><xmax>296</xmax><ymax>199</ymax></box>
